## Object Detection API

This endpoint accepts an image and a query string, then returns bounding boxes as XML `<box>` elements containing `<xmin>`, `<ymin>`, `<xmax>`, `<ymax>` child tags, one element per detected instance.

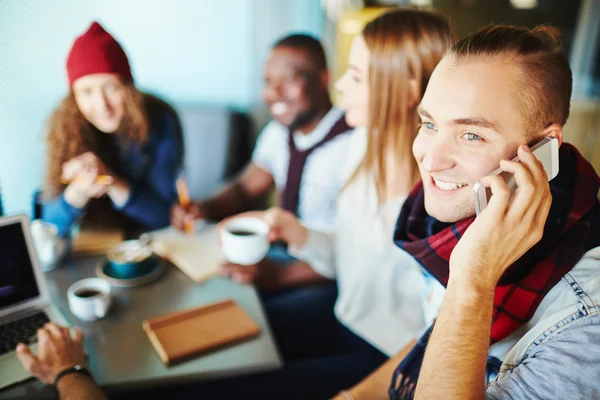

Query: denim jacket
<box><xmin>485</xmin><ymin>246</ymin><xmax>600</xmax><ymax>398</ymax></box>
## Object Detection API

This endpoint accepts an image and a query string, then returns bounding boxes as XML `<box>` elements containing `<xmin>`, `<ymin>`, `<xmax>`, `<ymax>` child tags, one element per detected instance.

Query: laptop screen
<box><xmin>0</xmin><ymin>221</ymin><xmax>40</xmax><ymax>309</ymax></box>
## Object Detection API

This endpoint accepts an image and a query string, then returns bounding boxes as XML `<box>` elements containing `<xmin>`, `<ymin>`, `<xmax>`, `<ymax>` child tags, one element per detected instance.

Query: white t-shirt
<box><xmin>291</xmin><ymin>127</ymin><xmax>445</xmax><ymax>356</ymax></box>
<box><xmin>252</xmin><ymin>107</ymin><xmax>353</xmax><ymax>231</ymax></box>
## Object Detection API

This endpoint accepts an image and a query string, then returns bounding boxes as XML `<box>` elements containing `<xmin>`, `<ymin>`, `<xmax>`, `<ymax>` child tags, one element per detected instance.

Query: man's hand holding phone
<box><xmin>473</xmin><ymin>136</ymin><xmax>558</xmax><ymax>215</ymax></box>
<box><xmin>451</xmin><ymin>144</ymin><xmax>553</xmax><ymax>290</ymax></box>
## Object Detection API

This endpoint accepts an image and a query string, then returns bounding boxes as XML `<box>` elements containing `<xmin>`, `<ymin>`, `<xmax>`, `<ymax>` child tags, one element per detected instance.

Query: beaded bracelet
<box><xmin>53</xmin><ymin>365</ymin><xmax>92</xmax><ymax>387</ymax></box>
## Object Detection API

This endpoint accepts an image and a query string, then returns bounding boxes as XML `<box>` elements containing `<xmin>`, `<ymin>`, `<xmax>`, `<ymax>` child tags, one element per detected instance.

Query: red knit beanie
<box><xmin>66</xmin><ymin>21</ymin><xmax>133</xmax><ymax>86</ymax></box>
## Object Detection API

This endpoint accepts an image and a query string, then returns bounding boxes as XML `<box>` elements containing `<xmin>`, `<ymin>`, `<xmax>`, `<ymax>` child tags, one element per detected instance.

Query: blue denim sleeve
<box><xmin>42</xmin><ymin>193</ymin><xmax>85</xmax><ymax>237</ymax></box>
<box><xmin>117</xmin><ymin>114</ymin><xmax>180</xmax><ymax>230</ymax></box>
<box><xmin>486</xmin><ymin>314</ymin><xmax>600</xmax><ymax>400</ymax></box>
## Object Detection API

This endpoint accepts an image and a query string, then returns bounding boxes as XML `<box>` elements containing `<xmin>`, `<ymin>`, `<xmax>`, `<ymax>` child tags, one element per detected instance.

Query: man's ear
<box><xmin>408</xmin><ymin>79</ymin><xmax>420</xmax><ymax>108</ymax></box>
<box><xmin>321</xmin><ymin>70</ymin><xmax>330</xmax><ymax>89</ymax></box>
<box><xmin>543</xmin><ymin>123</ymin><xmax>563</xmax><ymax>146</ymax></box>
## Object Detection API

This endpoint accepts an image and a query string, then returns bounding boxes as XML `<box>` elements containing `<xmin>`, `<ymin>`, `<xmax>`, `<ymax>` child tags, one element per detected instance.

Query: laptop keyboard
<box><xmin>0</xmin><ymin>311</ymin><xmax>50</xmax><ymax>356</ymax></box>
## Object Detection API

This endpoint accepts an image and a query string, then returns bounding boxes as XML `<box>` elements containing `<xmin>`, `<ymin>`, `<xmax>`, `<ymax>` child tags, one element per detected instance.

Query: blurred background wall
<box><xmin>1</xmin><ymin>0</ymin><xmax>599</xmax><ymax>216</ymax></box>
<box><xmin>0</xmin><ymin>0</ymin><xmax>325</xmax><ymax>215</ymax></box>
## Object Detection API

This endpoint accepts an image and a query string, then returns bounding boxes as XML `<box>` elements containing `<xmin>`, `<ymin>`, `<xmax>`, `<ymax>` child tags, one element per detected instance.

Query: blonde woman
<box><xmin>207</xmin><ymin>8</ymin><xmax>455</xmax><ymax>400</ymax></box>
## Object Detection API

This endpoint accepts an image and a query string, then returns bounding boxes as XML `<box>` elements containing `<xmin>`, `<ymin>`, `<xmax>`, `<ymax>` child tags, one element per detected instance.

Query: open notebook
<box><xmin>148</xmin><ymin>223</ymin><xmax>225</xmax><ymax>283</ymax></box>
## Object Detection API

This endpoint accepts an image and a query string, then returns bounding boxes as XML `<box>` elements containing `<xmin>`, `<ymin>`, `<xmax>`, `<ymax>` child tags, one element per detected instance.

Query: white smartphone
<box><xmin>473</xmin><ymin>136</ymin><xmax>559</xmax><ymax>215</ymax></box>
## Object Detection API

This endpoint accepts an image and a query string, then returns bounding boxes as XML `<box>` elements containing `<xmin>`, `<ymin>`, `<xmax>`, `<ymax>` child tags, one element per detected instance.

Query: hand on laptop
<box><xmin>15</xmin><ymin>323</ymin><xmax>86</xmax><ymax>385</ymax></box>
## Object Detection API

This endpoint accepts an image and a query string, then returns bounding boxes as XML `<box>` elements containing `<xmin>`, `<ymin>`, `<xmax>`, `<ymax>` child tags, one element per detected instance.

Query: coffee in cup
<box><xmin>228</xmin><ymin>230</ymin><xmax>255</xmax><ymax>236</ymax></box>
<box><xmin>67</xmin><ymin>278</ymin><xmax>111</xmax><ymax>321</ymax></box>
<box><xmin>221</xmin><ymin>217</ymin><xmax>270</xmax><ymax>265</ymax></box>
<box><xmin>74</xmin><ymin>289</ymin><xmax>101</xmax><ymax>298</ymax></box>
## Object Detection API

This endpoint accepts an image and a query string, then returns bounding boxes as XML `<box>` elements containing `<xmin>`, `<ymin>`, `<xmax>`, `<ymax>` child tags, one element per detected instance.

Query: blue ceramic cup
<box><xmin>106</xmin><ymin>240</ymin><xmax>155</xmax><ymax>279</ymax></box>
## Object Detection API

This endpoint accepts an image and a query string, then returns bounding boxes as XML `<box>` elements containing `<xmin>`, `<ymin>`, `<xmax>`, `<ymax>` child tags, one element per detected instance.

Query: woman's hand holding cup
<box><xmin>218</xmin><ymin>208</ymin><xmax>308</xmax><ymax>285</ymax></box>
<box><xmin>218</xmin><ymin>207</ymin><xmax>308</xmax><ymax>251</ymax></box>
<box><xmin>261</xmin><ymin>207</ymin><xmax>308</xmax><ymax>249</ymax></box>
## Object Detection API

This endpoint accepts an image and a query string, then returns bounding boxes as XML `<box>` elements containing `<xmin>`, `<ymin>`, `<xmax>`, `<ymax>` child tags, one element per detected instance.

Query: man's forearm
<box><xmin>56</xmin><ymin>374</ymin><xmax>106</xmax><ymax>400</ymax></box>
<box><xmin>332</xmin><ymin>339</ymin><xmax>417</xmax><ymax>400</ymax></box>
<box><xmin>200</xmin><ymin>182</ymin><xmax>257</xmax><ymax>221</ymax></box>
<box><xmin>415</xmin><ymin>280</ymin><xmax>494</xmax><ymax>400</ymax></box>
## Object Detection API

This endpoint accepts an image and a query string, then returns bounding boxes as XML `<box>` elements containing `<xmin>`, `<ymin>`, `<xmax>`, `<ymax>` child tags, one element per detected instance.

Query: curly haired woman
<box><xmin>42</xmin><ymin>22</ymin><xmax>183</xmax><ymax>237</ymax></box>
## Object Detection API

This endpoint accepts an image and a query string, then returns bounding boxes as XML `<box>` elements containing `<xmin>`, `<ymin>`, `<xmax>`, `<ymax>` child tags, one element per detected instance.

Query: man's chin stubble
<box><xmin>425</xmin><ymin>200</ymin><xmax>475</xmax><ymax>223</ymax></box>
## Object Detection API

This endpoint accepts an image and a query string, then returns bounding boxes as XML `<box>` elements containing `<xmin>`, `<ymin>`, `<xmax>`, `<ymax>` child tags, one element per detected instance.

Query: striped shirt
<box><xmin>252</xmin><ymin>107</ymin><xmax>354</xmax><ymax>231</ymax></box>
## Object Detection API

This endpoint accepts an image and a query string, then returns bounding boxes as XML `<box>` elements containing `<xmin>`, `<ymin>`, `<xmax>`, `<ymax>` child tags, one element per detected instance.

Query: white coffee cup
<box><xmin>67</xmin><ymin>278</ymin><xmax>111</xmax><ymax>321</ymax></box>
<box><xmin>221</xmin><ymin>217</ymin><xmax>270</xmax><ymax>265</ymax></box>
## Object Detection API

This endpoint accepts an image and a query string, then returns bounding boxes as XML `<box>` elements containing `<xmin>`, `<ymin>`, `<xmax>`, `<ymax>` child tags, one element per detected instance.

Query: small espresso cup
<box><xmin>67</xmin><ymin>278</ymin><xmax>111</xmax><ymax>321</ymax></box>
<box><xmin>221</xmin><ymin>217</ymin><xmax>270</xmax><ymax>265</ymax></box>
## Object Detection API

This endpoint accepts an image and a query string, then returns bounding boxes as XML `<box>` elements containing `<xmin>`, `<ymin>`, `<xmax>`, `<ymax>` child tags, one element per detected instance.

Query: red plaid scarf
<box><xmin>389</xmin><ymin>143</ymin><xmax>600</xmax><ymax>399</ymax></box>
<box><xmin>394</xmin><ymin>143</ymin><xmax>600</xmax><ymax>343</ymax></box>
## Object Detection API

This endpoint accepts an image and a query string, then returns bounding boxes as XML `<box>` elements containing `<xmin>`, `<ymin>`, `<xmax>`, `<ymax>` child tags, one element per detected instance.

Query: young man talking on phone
<box><xmin>334</xmin><ymin>24</ymin><xmax>600</xmax><ymax>400</ymax></box>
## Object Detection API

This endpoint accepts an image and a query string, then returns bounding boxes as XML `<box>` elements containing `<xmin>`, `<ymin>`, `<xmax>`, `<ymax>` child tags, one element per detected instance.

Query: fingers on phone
<box><xmin>482</xmin><ymin>175</ymin><xmax>510</xmax><ymax>216</ymax></box>
<box><xmin>518</xmin><ymin>145</ymin><xmax>546</xmax><ymax>184</ymax></box>
<box><xmin>500</xmin><ymin>145</ymin><xmax>550</xmax><ymax>221</ymax></box>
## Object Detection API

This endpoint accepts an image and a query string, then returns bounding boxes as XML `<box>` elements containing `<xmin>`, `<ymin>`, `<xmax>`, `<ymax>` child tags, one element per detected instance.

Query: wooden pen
<box><xmin>176</xmin><ymin>177</ymin><xmax>194</xmax><ymax>234</ymax></box>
